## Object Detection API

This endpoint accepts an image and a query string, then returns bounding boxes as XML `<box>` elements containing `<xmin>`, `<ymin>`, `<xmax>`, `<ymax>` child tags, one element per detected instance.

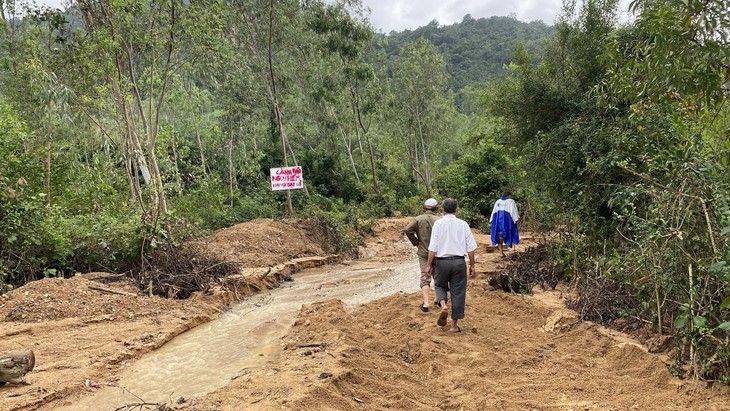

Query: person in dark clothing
<box><xmin>404</xmin><ymin>198</ymin><xmax>440</xmax><ymax>312</ymax></box>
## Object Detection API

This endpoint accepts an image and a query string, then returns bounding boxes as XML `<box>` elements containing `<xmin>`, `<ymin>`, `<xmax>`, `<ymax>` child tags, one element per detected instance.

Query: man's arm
<box><xmin>425</xmin><ymin>251</ymin><xmax>436</xmax><ymax>275</ymax></box>
<box><xmin>403</xmin><ymin>219</ymin><xmax>420</xmax><ymax>246</ymax></box>
<box><xmin>467</xmin><ymin>251</ymin><xmax>476</xmax><ymax>277</ymax></box>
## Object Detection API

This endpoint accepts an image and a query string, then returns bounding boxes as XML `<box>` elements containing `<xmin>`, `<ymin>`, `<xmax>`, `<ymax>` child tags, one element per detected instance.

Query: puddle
<box><xmin>64</xmin><ymin>258</ymin><xmax>419</xmax><ymax>409</ymax></box>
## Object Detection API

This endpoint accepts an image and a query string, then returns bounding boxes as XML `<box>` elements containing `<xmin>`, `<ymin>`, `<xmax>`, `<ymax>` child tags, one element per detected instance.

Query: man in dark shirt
<box><xmin>404</xmin><ymin>198</ymin><xmax>440</xmax><ymax>312</ymax></box>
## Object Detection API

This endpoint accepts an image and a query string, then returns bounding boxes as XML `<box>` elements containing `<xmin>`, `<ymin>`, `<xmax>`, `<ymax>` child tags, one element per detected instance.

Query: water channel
<box><xmin>66</xmin><ymin>256</ymin><xmax>419</xmax><ymax>410</ymax></box>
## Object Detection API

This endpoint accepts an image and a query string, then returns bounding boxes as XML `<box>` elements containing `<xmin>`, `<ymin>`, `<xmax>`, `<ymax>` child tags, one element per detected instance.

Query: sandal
<box><xmin>419</xmin><ymin>303</ymin><xmax>429</xmax><ymax>313</ymax></box>
<box><xmin>437</xmin><ymin>309</ymin><xmax>448</xmax><ymax>326</ymax></box>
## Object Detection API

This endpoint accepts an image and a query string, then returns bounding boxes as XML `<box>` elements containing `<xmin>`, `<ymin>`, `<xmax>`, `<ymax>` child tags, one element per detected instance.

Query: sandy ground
<box><xmin>1</xmin><ymin>217</ymin><xmax>730</xmax><ymax>410</ymax></box>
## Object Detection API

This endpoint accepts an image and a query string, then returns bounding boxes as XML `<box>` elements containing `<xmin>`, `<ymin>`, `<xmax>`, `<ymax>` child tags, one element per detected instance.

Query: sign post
<box><xmin>270</xmin><ymin>166</ymin><xmax>304</xmax><ymax>191</ymax></box>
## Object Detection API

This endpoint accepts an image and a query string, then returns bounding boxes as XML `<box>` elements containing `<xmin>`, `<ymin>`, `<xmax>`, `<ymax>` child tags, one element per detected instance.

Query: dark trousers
<box><xmin>434</xmin><ymin>258</ymin><xmax>467</xmax><ymax>319</ymax></box>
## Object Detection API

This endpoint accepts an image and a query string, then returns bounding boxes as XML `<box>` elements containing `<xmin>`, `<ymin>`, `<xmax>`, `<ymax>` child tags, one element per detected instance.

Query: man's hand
<box><xmin>426</xmin><ymin>265</ymin><xmax>432</xmax><ymax>276</ymax></box>
<box><xmin>469</xmin><ymin>265</ymin><xmax>476</xmax><ymax>277</ymax></box>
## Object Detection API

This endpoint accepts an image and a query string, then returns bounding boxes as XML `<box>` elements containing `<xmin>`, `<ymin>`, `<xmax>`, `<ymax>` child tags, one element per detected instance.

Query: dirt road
<box><xmin>1</xmin><ymin>218</ymin><xmax>730</xmax><ymax>410</ymax></box>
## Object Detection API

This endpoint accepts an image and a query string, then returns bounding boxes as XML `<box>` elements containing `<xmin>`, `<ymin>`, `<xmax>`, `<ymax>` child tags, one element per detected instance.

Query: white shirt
<box><xmin>427</xmin><ymin>214</ymin><xmax>478</xmax><ymax>257</ymax></box>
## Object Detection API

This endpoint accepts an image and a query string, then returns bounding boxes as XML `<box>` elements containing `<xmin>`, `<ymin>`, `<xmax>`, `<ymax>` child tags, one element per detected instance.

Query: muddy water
<box><xmin>67</xmin><ymin>257</ymin><xmax>420</xmax><ymax>410</ymax></box>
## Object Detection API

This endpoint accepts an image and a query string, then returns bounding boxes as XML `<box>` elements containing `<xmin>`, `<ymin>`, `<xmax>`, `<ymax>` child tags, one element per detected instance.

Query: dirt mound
<box><xmin>195</xmin><ymin>288</ymin><xmax>730</xmax><ymax>411</ymax></box>
<box><xmin>0</xmin><ymin>274</ymin><xmax>179</xmax><ymax>323</ymax></box>
<box><xmin>0</xmin><ymin>218</ymin><xmax>347</xmax><ymax>410</ymax></box>
<box><xmin>191</xmin><ymin>218</ymin><xmax>340</xmax><ymax>268</ymax></box>
<box><xmin>357</xmin><ymin>217</ymin><xmax>412</xmax><ymax>261</ymax></box>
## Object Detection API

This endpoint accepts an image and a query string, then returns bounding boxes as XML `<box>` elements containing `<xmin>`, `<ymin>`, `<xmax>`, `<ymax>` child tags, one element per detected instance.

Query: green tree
<box><xmin>307</xmin><ymin>0</ymin><xmax>382</xmax><ymax>194</ymax></box>
<box><xmin>599</xmin><ymin>0</ymin><xmax>730</xmax><ymax>379</ymax></box>
<box><xmin>392</xmin><ymin>38</ymin><xmax>451</xmax><ymax>195</ymax></box>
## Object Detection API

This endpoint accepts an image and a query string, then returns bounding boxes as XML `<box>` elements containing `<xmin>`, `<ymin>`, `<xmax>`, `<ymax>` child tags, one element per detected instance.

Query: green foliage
<box><xmin>479</xmin><ymin>0</ymin><xmax>730</xmax><ymax>381</ymax></box>
<box><xmin>604</xmin><ymin>0</ymin><xmax>730</xmax><ymax>109</ymax></box>
<box><xmin>597</xmin><ymin>0</ymin><xmax>730</xmax><ymax>378</ymax></box>
<box><xmin>172</xmin><ymin>179</ymin><xmax>280</xmax><ymax>232</ymax></box>
<box><xmin>0</xmin><ymin>101</ymin><xmax>46</xmax><ymax>285</ymax></box>
<box><xmin>298</xmin><ymin>150</ymin><xmax>362</xmax><ymax>202</ymax></box>
<box><xmin>435</xmin><ymin>141</ymin><xmax>510</xmax><ymax>225</ymax></box>
<box><xmin>378</xmin><ymin>15</ymin><xmax>553</xmax><ymax>95</ymax></box>
<box><xmin>390</xmin><ymin>37</ymin><xmax>456</xmax><ymax>193</ymax></box>
<box><xmin>60</xmin><ymin>210</ymin><xmax>146</xmax><ymax>272</ymax></box>
<box><xmin>0</xmin><ymin>100</ymin><xmax>148</xmax><ymax>284</ymax></box>
<box><xmin>299</xmin><ymin>193</ymin><xmax>375</xmax><ymax>258</ymax></box>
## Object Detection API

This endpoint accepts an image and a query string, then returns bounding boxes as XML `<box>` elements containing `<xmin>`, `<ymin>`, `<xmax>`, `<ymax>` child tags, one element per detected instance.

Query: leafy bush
<box><xmin>0</xmin><ymin>101</ymin><xmax>48</xmax><ymax>286</ymax></box>
<box><xmin>300</xmin><ymin>194</ymin><xmax>373</xmax><ymax>257</ymax></box>
<box><xmin>61</xmin><ymin>210</ymin><xmax>146</xmax><ymax>272</ymax></box>
<box><xmin>434</xmin><ymin>141</ymin><xmax>510</xmax><ymax>224</ymax></box>
<box><xmin>172</xmin><ymin>179</ymin><xmax>279</xmax><ymax>231</ymax></box>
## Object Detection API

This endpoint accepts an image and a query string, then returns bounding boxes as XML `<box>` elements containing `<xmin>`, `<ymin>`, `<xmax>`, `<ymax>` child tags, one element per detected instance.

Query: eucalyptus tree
<box><xmin>224</xmin><ymin>0</ymin><xmax>318</xmax><ymax>213</ymax></box>
<box><xmin>0</xmin><ymin>0</ymin><xmax>20</xmax><ymax>74</ymax></box>
<box><xmin>74</xmin><ymin>0</ymin><xmax>223</xmax><ymax>218</ymax></box>
<box><xmin>305</xmin><ymin>0</ymin><xmax>383</xmax><ymax>194</ymax></box>
<box><xmin>1</xmin><ymin>7</ymin><xmax>71</xmax><ymax>205</ymax></box>
<box><xmin>392</xmin><ymin>37</ymin><xmax>451</xmax><ymax>195</ymax></box>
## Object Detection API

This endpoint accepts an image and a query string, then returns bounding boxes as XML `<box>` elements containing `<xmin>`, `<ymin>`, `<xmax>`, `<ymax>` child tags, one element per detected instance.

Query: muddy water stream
<box><xmin>67</xmin><ymin>257</ymin><xmax>419</xmax><ymax>410</ymax></box>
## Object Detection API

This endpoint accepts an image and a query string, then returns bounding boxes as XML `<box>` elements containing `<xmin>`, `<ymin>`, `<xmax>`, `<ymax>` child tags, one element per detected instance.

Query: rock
<box><xmin>318</xmin><ymin>372</ymin><xmax>333</xmax><ymax>379</ymax></box>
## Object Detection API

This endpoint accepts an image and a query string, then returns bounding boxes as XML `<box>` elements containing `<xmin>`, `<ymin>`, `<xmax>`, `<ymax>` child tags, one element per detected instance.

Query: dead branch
<box><xmin>296</xmin><ymin>343</ymin><xmax>324</xmax><ymax>349</ymax></box>
<box><xmin>88</xmin><ymin>285</ymin><xmax>139</xmax><ymax>297</ymax></box>
<box><xmin>3</xmin><ymin>387</ymin><xmax>47</xmax><ymax>398</ymax></box>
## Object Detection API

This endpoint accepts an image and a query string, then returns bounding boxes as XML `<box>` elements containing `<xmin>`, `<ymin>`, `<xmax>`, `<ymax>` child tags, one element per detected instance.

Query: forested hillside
<box><xmin>1</xmin><ymin>0</ymin><xmax>729</xmax><ymax>383</ymax></box>
<box><xmin>379</xmin><ymin>15</ymin><xmax>553</xmax><ymax>93</ymax></box>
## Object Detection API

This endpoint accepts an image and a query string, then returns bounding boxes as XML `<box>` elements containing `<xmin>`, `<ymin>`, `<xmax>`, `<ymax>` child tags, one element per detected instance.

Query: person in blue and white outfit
<box><xmin>490</xmin><ymin>192</ymin><xmax>520</xmax><ymax>257</ymax></box>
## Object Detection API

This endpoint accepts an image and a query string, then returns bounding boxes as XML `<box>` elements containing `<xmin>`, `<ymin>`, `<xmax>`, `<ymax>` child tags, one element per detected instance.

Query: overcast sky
<box><xmin>34</xmin><ymin>0</ymin><xmax>632</xmax><ymax>32</ymax></box>
<box><xmin>360</xmin><ymin>0</ymin><xmax>564</xmax><ymax>32</ymax></box>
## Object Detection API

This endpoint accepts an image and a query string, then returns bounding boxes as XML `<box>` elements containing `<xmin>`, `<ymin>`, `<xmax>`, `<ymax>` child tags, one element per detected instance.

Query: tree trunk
<box><xmin>112</xmin><ymin>78</ymin><xmax>145</xmax><ymax>209</ymax></box>
<box><xmin>45</xmin><ymin>97</ymin><xmax>52</xmax><ymax>205</ymax></box>
<box><xmin>266</xmin><ymin>0</ymin><xmax>292</xmax><ymax>214</ymax></box>
<box><xmin>407</xmin><ymin>120</ymin><xmax>414</xmax><ymax>180</ymax></box>
<box><xmin>332</xmin><ymin>107</ymin><xmax>360</xmax><ymax>184</ymax></box>
<box><xmin>228</xmin><ymin>114</ymin><xmax>235</xmax><ymax>207</ymax></box>
<box><xmin>0</xmin><ymin>350</ymin><xmax>35</xmax><ymax>385</ymax></box>
<box><xmin>416</xmin><ymin>119</ymin><xmax>431</xmax><ymax>194</ymax></box>
<box><xmin>286</xmin><ymin>138</ymin><xmax>310</xmax><ymax>197</ymax></box>
<box><xmin>171</xmin><ymin>128</ymin><xmax>183</xmax><ymax>194</ymax></box>
<box><xmin>190</xmin><ymin>98</ymin><xmax>209</xmax><ymax>178</ymax></box>
<box><xmin>352</xmin><ymin>87</ymin><xmax>380</xmax><ymax>195</ymax></box>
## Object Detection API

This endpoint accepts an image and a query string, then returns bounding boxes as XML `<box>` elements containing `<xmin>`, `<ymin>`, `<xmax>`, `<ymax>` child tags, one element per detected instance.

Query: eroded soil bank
<box><xmin>2</xmin><ymin>217</ymin><xmax>729</xmax><ymax>410</ymax></box>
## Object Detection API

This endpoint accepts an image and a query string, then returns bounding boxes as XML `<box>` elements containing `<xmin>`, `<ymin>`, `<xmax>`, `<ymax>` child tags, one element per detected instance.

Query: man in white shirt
<box><xmin>425</xmin><ymin>198</ymin><xmax>478</xmax><ymax>333</ymax></box>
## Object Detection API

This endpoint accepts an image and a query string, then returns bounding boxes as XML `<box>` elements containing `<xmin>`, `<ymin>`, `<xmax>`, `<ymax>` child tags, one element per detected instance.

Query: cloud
<box><xmin>362</xmin><ymin>0</ymin><xmax>564</xmax><ymax>33</ymax></box>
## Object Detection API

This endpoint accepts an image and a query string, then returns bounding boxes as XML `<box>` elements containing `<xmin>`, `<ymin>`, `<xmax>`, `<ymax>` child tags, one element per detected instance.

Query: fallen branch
<box><xmin>296</xmin><ymin>343</ymin><xmax>325</xmax><ymax>349</ymax></box>
<box><xmin>258</xmin><ymin>267</ymin><xmax>272</xmax><ymax>280</ymax></box>
<box><xmin>88</xmin><ymin>285</ymin><xmax>139</xmax><ymax>297</ymax></box>
<box><xmin>114</xmin><ymin>402</ymin><xmax>166</xmax><ymax>411</ymax></box>
<box><xmin>3</xmin><ymin>387</ymin><xmax>46</xmax><ymax>398</ymax></box>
